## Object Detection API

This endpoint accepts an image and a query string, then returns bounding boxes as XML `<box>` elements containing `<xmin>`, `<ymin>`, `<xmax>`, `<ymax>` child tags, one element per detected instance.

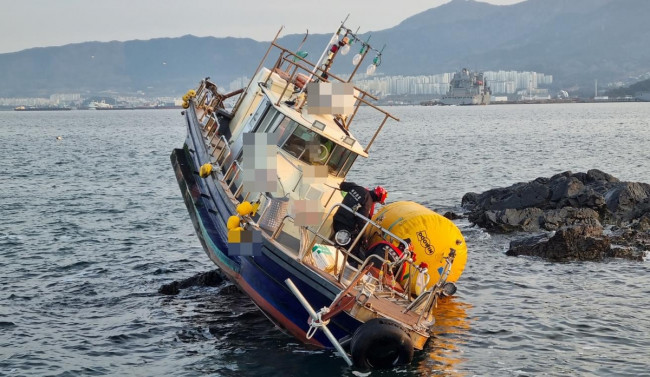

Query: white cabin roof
<box><xmin>260</xmin><ymin>84</ymin><xmax>368</xmax><ymax>158</ymax></box>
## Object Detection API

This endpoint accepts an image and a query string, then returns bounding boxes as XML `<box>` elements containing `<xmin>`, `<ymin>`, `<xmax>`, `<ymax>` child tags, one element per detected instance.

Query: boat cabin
<box><xmin>192</xmin><ymin>33</ymin><xmax>400</xmax><ymax>262</ymax></box>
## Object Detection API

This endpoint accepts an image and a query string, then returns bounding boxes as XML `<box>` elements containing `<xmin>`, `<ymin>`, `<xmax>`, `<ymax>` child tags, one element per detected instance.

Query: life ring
<box><xmin>294</xmin><ymin>73</ymin><xmax>309</xmax><ymax>89</ymax></box>
<box><xmin>350</xmin><ymin>318</ymin><xmax>414</xmax><ymax>369</ymax></box>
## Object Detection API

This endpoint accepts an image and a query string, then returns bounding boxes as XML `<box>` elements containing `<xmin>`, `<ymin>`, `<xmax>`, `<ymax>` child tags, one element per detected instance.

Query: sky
<box><xmin>0</xmin><ymin>0</ymin><xmax>525</xmax><ymax>54</ymax></box>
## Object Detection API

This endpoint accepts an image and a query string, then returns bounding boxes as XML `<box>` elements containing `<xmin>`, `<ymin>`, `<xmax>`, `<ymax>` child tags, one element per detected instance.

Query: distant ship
<box><xmin>14</xmin><ymin>106</ymin><xmax>72</xmax><ymax>111</ymax></box>
<box><xmin>87</xmin><ymin>100</ymin><xmax>113</xmax><ymax>110</ymax></box>
<box><xmin>440</xmin><ymin>68</ymin><xmax>491</xmax><ymax>105</ymax></box>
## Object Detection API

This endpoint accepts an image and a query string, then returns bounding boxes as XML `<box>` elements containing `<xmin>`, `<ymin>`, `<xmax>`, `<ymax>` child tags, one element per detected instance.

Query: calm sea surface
<box><xmin>1</xmin><ymin>103</ymin><xmax>649</xmax><ymax>376</ymax></box>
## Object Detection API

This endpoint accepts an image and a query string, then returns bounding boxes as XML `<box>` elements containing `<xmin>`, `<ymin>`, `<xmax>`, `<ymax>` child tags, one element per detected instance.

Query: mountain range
<box><xmin>1</xmin><ymin>0</ymin><xmax>648</xmax><ymax>98</ymax></box>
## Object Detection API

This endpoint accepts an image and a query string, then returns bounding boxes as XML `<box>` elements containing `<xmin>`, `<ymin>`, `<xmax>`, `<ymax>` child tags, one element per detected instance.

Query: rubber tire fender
<box><xmin>350</xmin><ymin>318</ymin><xmax>414</xmax><ymax>369</ymax></box>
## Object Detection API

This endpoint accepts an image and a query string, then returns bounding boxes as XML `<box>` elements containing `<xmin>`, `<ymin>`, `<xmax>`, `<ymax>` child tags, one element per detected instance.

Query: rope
<box><xmin>306</xmin><ymin>307</ymin><xmax>331</xmax><ymax>339</ymax></box>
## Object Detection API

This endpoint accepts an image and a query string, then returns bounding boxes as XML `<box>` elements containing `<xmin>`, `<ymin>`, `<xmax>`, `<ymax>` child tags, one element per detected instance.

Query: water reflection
<box><xmin>415</xmin><ymin>297</ymin><xmax>473</xmax><ymax>376</ymax></box>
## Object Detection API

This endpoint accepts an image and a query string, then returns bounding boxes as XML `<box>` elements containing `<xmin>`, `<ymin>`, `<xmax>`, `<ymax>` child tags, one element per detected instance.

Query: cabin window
<box><xmin>257</xmin><ymin>108</ymin><xmax>284</xmax><ymax>134</ymax></box>
<box><xmin>249</xmin><ymin>98</ymin><xmax>270</xmax><ymax>132</ymax></box>
<box><xmin>274</xmin><ymin>117</ymin><xmax>298</xmax><ymax>146</ymax></box>
<box><xmin>325</xmin><ymin>144</ymin><xmax>355</xmax><ymax>176</ymax></box>
<box><xmin>337</xmin><ymin>152</ymin><xmax>357</xmax><ymax>177</ymax></box>
<box><xmin>279</xmin><ymin>124</ymin><xmax>358</xmax><ymax>175</ymax></box>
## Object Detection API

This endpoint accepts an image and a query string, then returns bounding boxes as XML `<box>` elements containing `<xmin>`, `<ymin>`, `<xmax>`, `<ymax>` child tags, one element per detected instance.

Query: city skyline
<box><xmin>0</xmin><ymin>69</ymin><xmax>554</xmax><ymax>107</ymax></box>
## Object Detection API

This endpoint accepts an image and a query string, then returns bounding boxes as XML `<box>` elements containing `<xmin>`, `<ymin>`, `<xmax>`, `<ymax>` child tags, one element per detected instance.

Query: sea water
<box><xmin>1</xmin><ymin>103</ymin><xmax>649</xmax><ymax>376</ymax></box>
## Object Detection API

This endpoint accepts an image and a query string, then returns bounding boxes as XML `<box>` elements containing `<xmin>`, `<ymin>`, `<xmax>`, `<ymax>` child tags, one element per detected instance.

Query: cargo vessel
<box><xmin>170</xmin><ymin>21</ymin><xmax>468</xmax><ymax>369</ymax></box>
<box><xmin>440</xmin><ymin>68</ymin><xmax>491</xmax><ymax>105</ymax></box>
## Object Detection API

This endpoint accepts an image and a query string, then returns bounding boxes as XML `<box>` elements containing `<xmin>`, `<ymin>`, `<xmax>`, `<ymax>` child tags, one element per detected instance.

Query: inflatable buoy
<box><xmin>365</xmin><ymin>201</ymin><xmax>467</xmax><ymax>293</ymax></box>
<box><xmin>350</xmin><ymin>318</ymin><xmax>414</xmax><ymax>369</ymax></box>
<box><xmin>228</xmin><ymin>227</ymin><xmax>243</xmax><ymax>243</ymax></box>
<box><xmin>187</xmin><ymin>89</ymin><xmax>196</xmax><ymax>97</ymax></box>
<box><xmin>182</xmin><ymin>101</ymin><xmax>189</xmax><ymax>109</ymax></box>
<box><xmin>236</xmin><ymin>201</ymin><xmax>253</xmax><ymax>216</ymax></box>
<box><xmin>199</xmin><ymin>163</ymin><xmax>213</xmax><ymax>178</ymax></box>
<box><xmin>227</xmin><ymin>215</ymin><xmax>241</xmax><ymax>230</ymax></box>
<box><xmin>182</xmin><ymin>94</ymin><xmax>190</xmax><ymax>102</ymax></box>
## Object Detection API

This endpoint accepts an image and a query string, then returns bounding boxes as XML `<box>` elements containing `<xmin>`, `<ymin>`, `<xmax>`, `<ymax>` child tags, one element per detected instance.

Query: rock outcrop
<box><xmin>158</xmin><ymin>270</ymin><xmax>224</xmax><ymax>295</ymax></box>
<box><xmin>462</xmin><ymin>170</ymin><xmax>649</xmax><ymax>261</ymax></box>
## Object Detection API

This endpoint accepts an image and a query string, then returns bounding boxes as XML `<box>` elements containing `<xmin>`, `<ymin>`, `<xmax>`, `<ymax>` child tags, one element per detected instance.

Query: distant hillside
<box><xmin>374</xmin><ymin>0</ymin><xmax>650</xmax><ymax>88</ymax></box>
<box><xmin>0</xmin><ymin>36</ymin><xmax>268</xmax><ymax>97</ymax></box>
<box><xmin>606</xmin><ymin>78</ymin><xmax>650</xmax><ymax>97</ymax></box>
<box><xmin>1</xmin><ymin>0</ymin><xmax>648</xmax><ymax>97</ymax></box>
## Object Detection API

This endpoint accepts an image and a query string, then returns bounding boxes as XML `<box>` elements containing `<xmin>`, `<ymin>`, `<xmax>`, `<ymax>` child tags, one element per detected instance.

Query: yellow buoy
<box><xmin>182</xmin><ymin>94</ymin><xmax>190</xmax><ymax>102</ymax></box>
<box><xmin>187</xmin><ymin>89</ymin><xmax>197</xmax><ymax>97</ymax></box>
<box><xmin>199</xmin><ymin>163</ymin><xmax>213</xmax><ymax>178</ymax></box>
<box><xmin>182</xmin><ymin>101</ymin><xmax>189</xmax><ymax>109</ymax></box>
<box><xmin>236</xmin><ymin>201</ymin><xmax>253</xmax><ymax>216</ymax></box>
<box><xmin>365</xmin><ymin>201</ymin><xmax>467</xmax><ymax>291</ymax></box>
<box><xmin>228</xmin><ymin>227</ymin><xmax>243</xmax><ymax>243</ymax></box>
<box><xmin>227</xmin><ymin>215</ymin><xmax>241</xmax><ymax>230</ymax></box>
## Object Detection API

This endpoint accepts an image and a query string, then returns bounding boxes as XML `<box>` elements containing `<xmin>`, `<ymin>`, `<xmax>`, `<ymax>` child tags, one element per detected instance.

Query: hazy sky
<box><xmin>0</xmin><ymin>0</ymin><xmax>525</xmax><ymax>54</ymax></box>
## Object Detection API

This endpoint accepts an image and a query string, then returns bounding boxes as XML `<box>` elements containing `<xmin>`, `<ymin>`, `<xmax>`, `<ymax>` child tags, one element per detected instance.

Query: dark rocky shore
<box><xmin>158</xmin><ymin>270</ymin><xmax>224</xmax><ymax>295</ymax></box>
<box><xmin>461</xmin><ymin>170</ymin><xmax>649</xmax><ymax>261</ymax></box>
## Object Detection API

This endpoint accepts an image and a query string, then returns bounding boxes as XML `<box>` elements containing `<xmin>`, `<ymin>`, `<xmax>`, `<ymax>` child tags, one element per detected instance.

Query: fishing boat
<box><xmin>170</xmin><ymin>21</ymin><xmax>468</xmax><ymax>369</ymax></box>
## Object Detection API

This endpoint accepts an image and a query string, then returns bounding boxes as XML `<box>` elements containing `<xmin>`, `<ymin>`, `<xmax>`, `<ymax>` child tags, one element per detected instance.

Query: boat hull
<box><xmin>440</xmin><ymin>93</ymin><xmax>490</xmax><ymax>106</ymax></box>
<box><xmin>171</xmin><ymin>110</ymin><xmax>363</xmax><ymax>349</ymax></box>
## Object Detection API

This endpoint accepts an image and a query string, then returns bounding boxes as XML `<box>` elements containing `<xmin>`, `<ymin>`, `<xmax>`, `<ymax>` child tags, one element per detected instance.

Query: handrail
<box><xmin>214</xmin><ymin>136</ymin><xmax>231</xmax><ymax>169</ymax></box>
<box><xmin>312</xmin><ymin>203</ymin><xmax>413</xmax><ymax>257</ymax></box>
<box><xmin>345</xmin><ymin>254</ymin><xmax>411</xmax><ymax>301</ymax></box>
<box><xmin>274</xmin><ymin>45</ymin><xmax>379</xmax><ymax>101</ymax></box>
<box><xmin>224</xmin><ymin>160</ymin><xmax>242</xmax><ymax>187</ymax></box>
<box><xmin>305</xmin><ymin>202</ymin><xmax>419</xmax><ymax>296</ymax></box>
<box><xmin>271</xmin><ymin>215</ymin><xmax>295</xmax><ymax>239</ymax></box>
<box><xmin>403</xmin><ymin>249</ymin><xmax>456</xmax><ymax>326</ymax></box>
<box><xmin>261</xmin><ymin>40</ymin><xmax>398</xmax><ymax>133</ymax></box>
<box><xmin>256</xmin><ymin>192</ymin><xmax>417</xmax><ymax>299</ymax></box>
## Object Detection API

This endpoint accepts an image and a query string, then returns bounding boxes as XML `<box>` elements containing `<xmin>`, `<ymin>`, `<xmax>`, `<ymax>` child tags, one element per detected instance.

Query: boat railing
<box><xmin>211</xmin><ymin>135</ymin><xmax>231</xmax><ymax>170</ymax></box>
<box><xmin>265</xmin><ymin>209</ymin><xmax>410</xmax><ymax>302</ymax></box>
<box><xmin>403</xmin><ymin>249</ymin><xmax>456</xmax><ymax>327</ymax></box>
<box><xmin>232</xmin><ymin>28</ymin><xmax>399</xmax><ymax>154</ymax></box>
<box><xmin>223</xmin><ymin>160</ymin><xmax>244</xmax><ymax>198</ymax></box>
<box><xmin>303</xmin><ymin>202</ymin><xmax>421</xmax><ymax>299</ymax></box>
<box><xmin>204</xmin><ymin>113</ymin><xmax>218</xmax><ymax>138</ymax></box>
<box><xmin>271</xmin><ymin>214</ymin><xmax>295</xmax><ymax>240</ymax></box>
<box><xmin>205</xmin><ymin>132</ymin><xmax>246</xmax><ymax>199</ymax></box>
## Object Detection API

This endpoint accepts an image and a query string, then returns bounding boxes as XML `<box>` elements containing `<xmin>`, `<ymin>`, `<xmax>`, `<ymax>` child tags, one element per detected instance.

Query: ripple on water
<box><xmin>1</xmin><ymin>106</ymin><xmax>649</xmax><ymax>376</ymax></box>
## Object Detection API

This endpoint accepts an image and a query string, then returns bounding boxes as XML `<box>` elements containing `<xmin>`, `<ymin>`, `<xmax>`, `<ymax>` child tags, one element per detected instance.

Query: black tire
<box><xmin>350</xmin><ymin>318</ymin><xmax>414</xmax><ymax>369</ymax></box>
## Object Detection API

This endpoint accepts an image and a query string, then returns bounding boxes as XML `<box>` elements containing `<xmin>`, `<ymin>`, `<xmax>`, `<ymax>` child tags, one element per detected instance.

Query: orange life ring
<box><xmin>294</xmin><ymin>74</ymin><xmax>309</xmax><ymax>89</ymax></box>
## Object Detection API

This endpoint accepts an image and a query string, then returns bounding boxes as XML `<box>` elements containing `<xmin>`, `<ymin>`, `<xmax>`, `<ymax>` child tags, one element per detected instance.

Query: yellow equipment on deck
<box><xmin>365</xmin><ymin>201</ymin><xmax>467</xmax><ymax>292</ymax></box>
